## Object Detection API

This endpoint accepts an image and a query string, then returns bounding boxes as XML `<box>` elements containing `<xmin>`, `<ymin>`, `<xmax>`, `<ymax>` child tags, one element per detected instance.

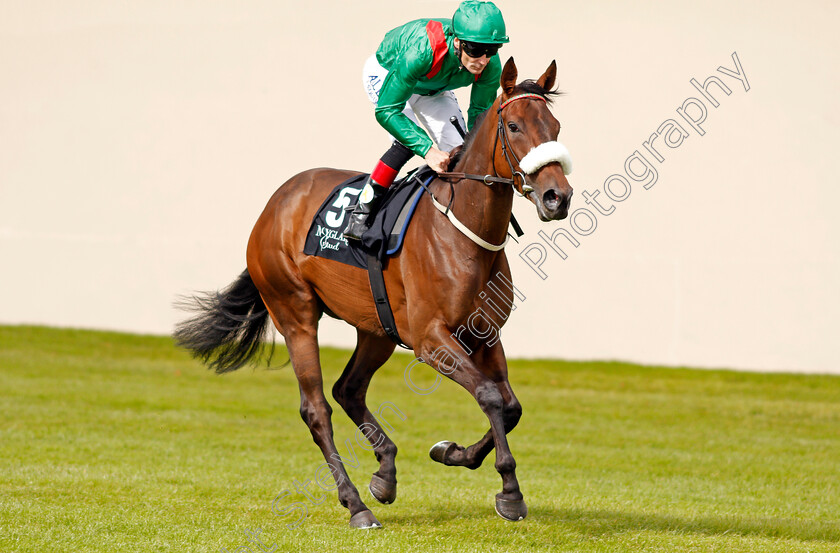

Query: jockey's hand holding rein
<box><xmin>425</xmin><ymin>146</ymin><xmax>451</xmax><ymax>173</ymax></box>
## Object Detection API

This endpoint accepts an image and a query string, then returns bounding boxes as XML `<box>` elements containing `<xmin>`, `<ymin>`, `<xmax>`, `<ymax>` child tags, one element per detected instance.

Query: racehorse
<box><xmin>175</xmin><ymin>58</ymin><xmax>573</xmax><ymax>529</ymax></box>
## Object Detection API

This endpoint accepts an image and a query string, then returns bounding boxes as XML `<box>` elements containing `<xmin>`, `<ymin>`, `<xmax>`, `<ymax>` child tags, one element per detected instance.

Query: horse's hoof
<box><xmin>429</xmin><ymin>440</ymin><xmax>457</xmax><ymax>464</ymax></box>
<box><xmin>494</xmin><ymin>495</ymin><xmax>528</xmax><ymax>522</ymax></box>
<box><xmin>369</xmin><ymin>473</ymin><xmax>397</xmax><ymax>504</ymax></box>
<box><xmin>349</xmin><ymin>509</ymin><xmax>382</xmax><ymax>529</ymax></box>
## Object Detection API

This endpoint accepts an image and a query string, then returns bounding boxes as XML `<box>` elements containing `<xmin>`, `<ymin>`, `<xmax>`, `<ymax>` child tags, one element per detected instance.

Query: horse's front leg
<box><xmin>429</xmin><ymin>342</ymin><xmax>521</xmax><ymax>470</ymax></box>
<box><xmin>418</xmin><ymin>331</ymin><xmax>527</xmax><ymax>522</ymax></box>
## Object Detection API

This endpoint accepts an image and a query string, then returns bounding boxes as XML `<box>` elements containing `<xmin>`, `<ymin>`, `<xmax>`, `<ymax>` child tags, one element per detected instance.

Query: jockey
<box><xmin>343</xmin><ymin>0</ymin><xmax>509</xmax><ymax>240</ymax></box>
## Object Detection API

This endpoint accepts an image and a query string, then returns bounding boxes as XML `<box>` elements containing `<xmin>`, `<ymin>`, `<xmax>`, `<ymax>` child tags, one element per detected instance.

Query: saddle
<box><xmin>303</xmin><ymin>167</ymin><xmax>435</xmax><ymax>269</ymax></box>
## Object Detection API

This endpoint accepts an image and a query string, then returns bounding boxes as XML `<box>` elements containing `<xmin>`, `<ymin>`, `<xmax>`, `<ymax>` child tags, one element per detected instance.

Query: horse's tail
<box><xmin>174</xmin><ymin>269</ymin><xmax>272</xmax><ymax>374</ymax></box>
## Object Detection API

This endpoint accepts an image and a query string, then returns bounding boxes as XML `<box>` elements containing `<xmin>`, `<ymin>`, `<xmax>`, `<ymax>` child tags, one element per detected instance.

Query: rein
<box><xmin>438</xmin><ymin>93</ymin><xmax>548</xmax><ymax>195</ymax></box>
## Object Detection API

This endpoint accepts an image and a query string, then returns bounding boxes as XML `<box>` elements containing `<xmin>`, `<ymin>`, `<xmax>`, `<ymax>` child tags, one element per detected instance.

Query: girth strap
<box><xmin>366</xmin><ymin>254</ymin><xmax>409</xmax><ymax>348</ymax></box>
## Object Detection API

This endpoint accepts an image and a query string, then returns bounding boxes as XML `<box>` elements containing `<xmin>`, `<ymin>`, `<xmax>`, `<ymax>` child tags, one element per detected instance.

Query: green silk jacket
<box><xmin>374</xmin><ymin>18</ymin><xmax>502</xmax><ymax>157</ymax></box>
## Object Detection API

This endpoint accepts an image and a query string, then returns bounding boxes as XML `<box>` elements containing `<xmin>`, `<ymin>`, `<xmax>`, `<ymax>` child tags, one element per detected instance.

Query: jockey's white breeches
<box><xmin>362</xmin><ymin>55</ymin><xmax>466</xmax><ymax>152</ymax></box>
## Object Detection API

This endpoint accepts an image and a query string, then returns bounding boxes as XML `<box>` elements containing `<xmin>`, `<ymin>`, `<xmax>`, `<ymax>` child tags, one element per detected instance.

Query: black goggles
<box><xmin>459</xmin><ymin>40</ymin><xmax>500</xmax><ymax>58</ymax></box>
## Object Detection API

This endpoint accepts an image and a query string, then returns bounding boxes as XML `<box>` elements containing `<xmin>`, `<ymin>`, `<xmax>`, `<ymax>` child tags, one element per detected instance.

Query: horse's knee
<box><xmin>474</xmin><ymin>381</ymin><xmax>504</xmax><ymax>414</ymax></box>
<box><xmin>333</xmin><ymin>382</ymin><xmax>368</xmax><ymax>422</ymax></box>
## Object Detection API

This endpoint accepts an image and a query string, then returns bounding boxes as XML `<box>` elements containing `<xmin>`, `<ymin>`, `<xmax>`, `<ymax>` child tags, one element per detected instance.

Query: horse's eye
<box><xmin>507</xmin><ymin>122</ymin><xmax>520</xmax><ymax>133</ymax></box>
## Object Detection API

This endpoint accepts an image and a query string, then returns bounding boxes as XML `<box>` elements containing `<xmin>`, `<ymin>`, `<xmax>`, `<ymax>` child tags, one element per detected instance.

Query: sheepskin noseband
<box><xmin>518</xmin><ymin>141</ymin><xmax>573</xmax><ymax>176</ymax></box>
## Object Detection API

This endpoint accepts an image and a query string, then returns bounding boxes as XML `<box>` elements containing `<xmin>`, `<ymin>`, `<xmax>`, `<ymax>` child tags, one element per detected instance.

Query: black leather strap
<box><xmin>437</xmin><ymin>171</ymin><xmax>515</xmax><ymax>186</ymax></box>
<box><xmin>366</xmin><ymin>254</ymin><xmax>409</xmax><ymax>349</ymax></box>
<box><xmin>509</xmin><ymin>213</ymin><xmax>524</xmax><ymax>238</ymax></box>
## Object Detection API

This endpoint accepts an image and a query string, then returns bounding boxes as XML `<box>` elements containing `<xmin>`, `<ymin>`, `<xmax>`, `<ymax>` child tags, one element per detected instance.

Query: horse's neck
<box><xmin>443</xmin><ymin>124</ymin><xmax>514</xmax><ymax>248</ymax></box>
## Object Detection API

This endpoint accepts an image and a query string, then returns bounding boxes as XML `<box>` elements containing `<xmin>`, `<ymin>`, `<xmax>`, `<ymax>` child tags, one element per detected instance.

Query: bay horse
<box><xmin>175</xmin><ymin>58</ymin><xmax>573</xmax><ymax>529</ymax></box>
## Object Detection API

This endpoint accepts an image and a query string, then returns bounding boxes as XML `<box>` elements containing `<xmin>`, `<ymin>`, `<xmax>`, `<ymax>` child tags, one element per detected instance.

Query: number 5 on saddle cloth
<box><xmin>303</xmin><ymin>166</ymin><xmax>436</xmax><ymax>270</ymax></box>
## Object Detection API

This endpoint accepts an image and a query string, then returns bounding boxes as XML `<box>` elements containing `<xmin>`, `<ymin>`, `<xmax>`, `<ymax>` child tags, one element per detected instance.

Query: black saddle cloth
<box><xmin>303</xmin><ymin>167</ymin><xmax>434</xmax><ymax>269</ymax></box>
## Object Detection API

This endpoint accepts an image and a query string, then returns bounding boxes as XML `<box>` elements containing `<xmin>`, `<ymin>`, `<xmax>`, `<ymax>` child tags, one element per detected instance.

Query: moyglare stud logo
<box><xmin>314</xmin><ymin>225</ymin><xmax>349</xmax><ymax>251</ymax></box>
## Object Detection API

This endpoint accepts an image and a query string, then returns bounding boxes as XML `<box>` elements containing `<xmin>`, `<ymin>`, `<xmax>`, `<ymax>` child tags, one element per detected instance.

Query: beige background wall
<box><xmin>1</xmin><ymin>1</ymin><xmax>837</xmax><ymax>373</ymax></box>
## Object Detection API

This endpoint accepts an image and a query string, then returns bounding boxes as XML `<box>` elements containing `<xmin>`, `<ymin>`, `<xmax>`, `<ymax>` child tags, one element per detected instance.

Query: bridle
<box><xmin>423</xmin><ymin>92</ymin><xmax>570</xmax><ymax>252</ymax></box>
<box><xmin>494</xmin><ymin>93</ymin><xmax>550</xmax><ymax>196</ymax></box>
<box><xmin>438</xmin><ymin>93</ymin><xmax>549</xmax><ymax>197</ymax></box>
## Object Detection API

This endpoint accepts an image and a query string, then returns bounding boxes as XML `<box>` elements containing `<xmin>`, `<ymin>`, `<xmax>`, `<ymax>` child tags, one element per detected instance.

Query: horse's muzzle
<box><xmin>537</xmin><ymin>188</ymin><xmax>572</xmax><ymax>221</ymax></box>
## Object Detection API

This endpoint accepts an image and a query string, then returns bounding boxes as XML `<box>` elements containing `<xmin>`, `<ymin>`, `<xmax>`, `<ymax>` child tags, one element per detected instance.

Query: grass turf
<box><xmin>1</xmin><ymin>325</ymin><xmax>838</xmax><ymax>552</ymax></box>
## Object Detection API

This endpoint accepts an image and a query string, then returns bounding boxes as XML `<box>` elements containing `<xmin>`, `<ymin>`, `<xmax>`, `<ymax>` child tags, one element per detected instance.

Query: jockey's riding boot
<box><xmin>343</xmin><ymin>178</ymin><xmax>387</xmax><ymax>241</ymax></box>
<box><xmin>344</xmin><ymin>141</ymin><xmax>413</xmax><ymax>240</ymax></box>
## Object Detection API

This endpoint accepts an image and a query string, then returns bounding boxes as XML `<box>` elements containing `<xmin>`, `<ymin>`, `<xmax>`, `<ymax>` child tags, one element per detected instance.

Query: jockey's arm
<box><xmin>374</xmin><ymin>51</ymin><xmax>435</xmax><ymax>159</ymax></box>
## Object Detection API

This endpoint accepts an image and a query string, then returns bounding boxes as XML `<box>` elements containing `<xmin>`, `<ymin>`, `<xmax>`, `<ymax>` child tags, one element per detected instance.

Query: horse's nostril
<box><xmin>543</xmin><ymin>189</ymin><xmax>560</xmax><ymax>210</ymax></box>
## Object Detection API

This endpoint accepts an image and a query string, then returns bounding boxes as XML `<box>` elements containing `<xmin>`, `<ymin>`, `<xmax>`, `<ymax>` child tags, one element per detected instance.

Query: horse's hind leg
<box><xmin>254</xmin><ymin>272</ymin><xmax>381</xmax><ymax>529</ymax></box>
<box><xmin>332</xmin><ymin>331</ymin><xmax>398</xmax><ymax>504</ymax></box>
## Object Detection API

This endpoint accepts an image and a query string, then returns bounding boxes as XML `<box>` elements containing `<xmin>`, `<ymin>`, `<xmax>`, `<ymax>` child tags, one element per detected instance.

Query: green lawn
<box><xmin>1</xmin><ymin>325</ymin><xmax>838</xmax><ymax>552</ymax></box>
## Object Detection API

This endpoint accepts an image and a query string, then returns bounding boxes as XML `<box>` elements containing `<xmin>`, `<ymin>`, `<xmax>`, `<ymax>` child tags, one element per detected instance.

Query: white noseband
<box><xmin>518</xmin><ymin>141</ymin><xmax>573</xmax><ymax>176</ymax></box>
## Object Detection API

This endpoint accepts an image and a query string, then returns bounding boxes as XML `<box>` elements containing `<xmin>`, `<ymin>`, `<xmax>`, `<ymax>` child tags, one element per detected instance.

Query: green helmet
<box><xmin>452</xmin><ymin>1</ymin><xmax>509</xmax><ymax>44</ymax></box>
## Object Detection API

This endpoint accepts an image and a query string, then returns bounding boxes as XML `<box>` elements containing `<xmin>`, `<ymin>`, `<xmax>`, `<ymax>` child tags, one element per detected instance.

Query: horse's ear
<box><xmin>537</xmin><ymin>60</ymin><xmax>557</xmax><ymax>92</ymax></box>
<box><xmin>500</xmin><ymin>57</ymin><xmax>518</xmax><ymax>97</ymax></box>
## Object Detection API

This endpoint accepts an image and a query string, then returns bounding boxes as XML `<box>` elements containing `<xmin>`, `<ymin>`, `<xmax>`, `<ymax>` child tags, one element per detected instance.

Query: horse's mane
<box><xmin>449</xmin><ymin>79</ymin><xmax>563</xmax><ymax>168</ymax></box>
